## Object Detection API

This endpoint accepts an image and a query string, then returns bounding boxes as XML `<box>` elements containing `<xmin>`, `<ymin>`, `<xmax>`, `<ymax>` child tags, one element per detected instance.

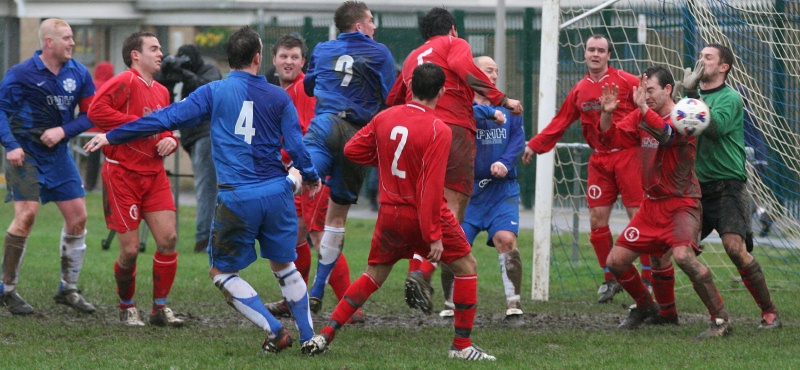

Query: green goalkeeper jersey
<box><xmin>695</xmin><ymin>84</ymin><xmax>747</xmax><ymax>183</ymax></box>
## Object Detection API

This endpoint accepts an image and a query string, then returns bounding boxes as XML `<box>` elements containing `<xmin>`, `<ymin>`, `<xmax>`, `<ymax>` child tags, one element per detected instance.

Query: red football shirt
<box><xmin>600</xmin><ymin>108</ymin><xmax>701</xmax><ymax>200</ymax></box>
<box><xmin>345</xmin><ymin>103</ymin><xmax>451</xmax><ymax>243</ymax></box>
<box><xmin>528</xmin><ymin>66</ymin><xmax>640</xmax><ymax>154</ymax></box>
<box><xmin>89</xmin><ymin>68</ymin><xmax>176</xmax><ymax>174</ymax></box>
<box><xmin>281</xmin><ymin>72</ymin><xmax>317</xmax><ymax>164</ymax></box>
<box><xmin>285</xmin><ymin>72</ymin><xmax>316</xmax><ymax>135</ymax></box>
<box><xmin>387</xmin><ymin>35</ymin><xmax>506</xmax><ymax>133</ymax></box>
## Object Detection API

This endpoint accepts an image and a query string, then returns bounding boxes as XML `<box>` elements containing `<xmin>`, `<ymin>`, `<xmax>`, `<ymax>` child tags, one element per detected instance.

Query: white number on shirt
<box><xmin>335</xmin><ymin>55</ymin><xmax>354</xmax><ymax>87</ymax></box>
<box><xmin>390</xmin><ymin>126</ymin><xmax>409</xmax><ymax>179</ymax></box>
<box><xmin>235</xmin><ymin>101</ymin><xmax>255</xmax><ymax>144</ymax></box>
<box><xmin>416</xmin><ymin>48</ymin><xmax>433</xmax><ymax>65</ymax></box>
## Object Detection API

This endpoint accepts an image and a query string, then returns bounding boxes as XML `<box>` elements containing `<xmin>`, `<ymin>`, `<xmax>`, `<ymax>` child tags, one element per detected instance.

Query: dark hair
<box><xmin>419</xmin><ymin>7</ymin><xmax>456</xmax><ymax>40</ymax></box>
<box><xmin>122</xmin><ymin>31</ymin><xmax>157</xmax><ymax>68</ymax></box>
<box><xmin>334</xmin><ymin>1</ymin><xmax>370</xmax><ymax>33</ymax></box>
<box><xmin>644</xmin><ymin>66</ymin><xmax>674</xmax><ymax>89</ymax></box>
<box><xmin>585</xmin><ymin>34</ymin><xmax>612</xmax><ymax>55</ymax></box>
<box><xmin>227</xmin><ymin>26</ymin><xmax>262</xmax><ymax>70</ymax></box>
<box><xmin>411</xmin><ymin>63</ymin><xmax>445</xmax><ymax>101</ymax></box>
<box><xmin>271</xmin><ymin>33</ymin><xmax>308</xmax><ymax>58</ymax></box>
<box><xmin>706</xmin><ymin>43</ymin><xmax>735</xmax><ymax>78</ymax></box>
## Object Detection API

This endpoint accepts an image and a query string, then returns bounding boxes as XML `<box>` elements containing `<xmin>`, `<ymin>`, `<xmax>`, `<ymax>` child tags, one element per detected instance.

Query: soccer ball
<box><xmin>670</xmin><ymin>98</ymin><xmax>711</xmax><ymax>136</ymax></box>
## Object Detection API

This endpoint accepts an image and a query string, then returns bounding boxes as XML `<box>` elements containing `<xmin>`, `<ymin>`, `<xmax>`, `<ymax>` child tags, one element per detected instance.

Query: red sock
<box><xmin>420</xmin><ymin>259</ymin><xmax>437</xmax><ymax>282</ymax></box>
<box><xmin>328</xmin><ymin>253</ymin><xmax>352</xmax><ymax>301</ymax></box>
<box><xmin>152</xmin><ymin>251</ymin><xmax>177</xmax><ymax>310</ymax></box>
<box><xmin>590</xmin><ymin>226</ymin><xmax>614</xmax><ymax>281</ymax></box>
<box><xmin>324</xmin><ymin>273</ymin><xmax>381</xmax><ymax>343</ymax></box>
<box><xmin>639</xmin><ymin>254</ymin><xmax>652</xmax><ymax>283</ymax></box>
<box><xmin>452</xmin><ymin>274</ymin><xmax>477</xmax><ymax>350</ymax></box>
<box><xmin>408</xmin><ymin>257</ymin><xmax>421</xmax><ymax>273</ymax></box>
<box><xmin>651</xmin><ymin>264</ymin><xmax>676</xmax><ymax>318</ymax></box>
<box><xmin>114</xmin><ymin>261</ymin><xmax>136</xmax><ymax>309</ymax></box>
<box><xmin>737</xmin><ymin>260</ymin><xmax>776</xmax><ymax>313</ymax></box>
<box><xmin>615</xmin><ymin>264</ymin><xmax>653</xmax><ymax>308</ymax></box>
<box><xmin>295</xmin><ymin>241</ymin><xmax>312</xmax><ymax>283</ymax></box>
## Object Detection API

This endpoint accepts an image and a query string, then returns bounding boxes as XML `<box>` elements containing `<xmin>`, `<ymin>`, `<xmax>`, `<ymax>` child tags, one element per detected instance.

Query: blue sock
<box><xmin>310</xmin><ymin>260</ymin><xmax>336</xmax><ymax>299</ymax></box>
<box><xmin>275</xmin><ymin>265</ymin><xmax>313</xmax><ymax>342</ymax></box>
<box><xmin>213</xmin><ymin>273</ymin><xmax>282</xmax><ymax>333</ymax></box>
<box><xmin>237</xmin><ymin>295</ymin><xmax>283</xmax><ymax>332</ymax></box>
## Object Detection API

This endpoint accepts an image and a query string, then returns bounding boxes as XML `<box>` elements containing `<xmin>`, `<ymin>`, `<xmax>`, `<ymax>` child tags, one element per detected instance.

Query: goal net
<box><xmin>534</xmin><ymin>0</ymin><xmax>800</xmax><ymax>301</ymax></box>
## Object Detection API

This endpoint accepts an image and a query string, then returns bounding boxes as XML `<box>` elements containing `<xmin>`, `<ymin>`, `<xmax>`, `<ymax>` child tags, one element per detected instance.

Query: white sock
<box><xmin>60</xmin><ymin>229</ymin><xmax>87</xmax><ymax>290</ymax></box>
<box><xmin>319</xmin><ymin>226</ymin><xmax>345</xmax><ymax>265</ymax></box>
<box><xmin>499</xmin><ymin>252</ymin><xmax>519</xmax><ymax>305</ymax></box>
<box><xmin>213</xmin><ymin>273</ymin><xmax>270</xmax><ymax>331</ymax></box>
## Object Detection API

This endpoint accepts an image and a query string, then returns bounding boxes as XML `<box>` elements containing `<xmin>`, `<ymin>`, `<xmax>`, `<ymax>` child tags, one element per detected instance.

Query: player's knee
<box><xmin>605</xmin><ymin>250</ymin><xmax>629</xmax><ymax>275</ymax></box>
<box><xmin>156</xmin><ymin>232</ymin><xmax>178</xmax><ymax>253</ymax></box>
<box><xmin>671</xmin><ymin>247</ymin><xmax>698</xmax><ymax>271</ymax></box>
<box><xmin>448</xmin><ymin>253</ymin><xmax>477</xmax><ymax>275</ymax></box>
<box><xmin>13</xmin><ymin>209</ymin><xmax>38</xmax><ymax>232</ymax></box>
<box><xmin>493</xmin><ymin>232</ymin><xmax>516</xmax><ymax>253</ymax></box>
<box><xmin>118</xmin><ymin>251</ymin><xmax>138</xmax><ymax>268</ymax></box>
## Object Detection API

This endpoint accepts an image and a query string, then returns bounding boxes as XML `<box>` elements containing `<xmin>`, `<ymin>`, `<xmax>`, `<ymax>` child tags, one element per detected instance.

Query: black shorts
<box><xmin>700</xmin><ymin>179</ymin><xmax>750</xmax><ymax>240</ymax></box>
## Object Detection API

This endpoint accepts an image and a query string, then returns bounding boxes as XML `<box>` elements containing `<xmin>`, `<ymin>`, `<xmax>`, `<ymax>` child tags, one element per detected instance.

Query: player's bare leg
<box><xmin>645</xmin><ymin>251</ymin><xmax>678</xmax><ymax>325</ymax></box>
<box><xmin>435</xmin><ymin>187</ymin><xmax>468</xmax><ymax>316</ymax></box>
<box><xmin>444</xmin><ymin>253</ymin><xmax>496</xmax><ymax>361</ymax></box>
<box><xmin>143</xmin><ymin>210</ymin><xmax>182</xmax><ymax>327</ymax></box>
<box><xmin>720</xmin><ymin>232</ymin><xmax>780</xmax><ymax>329</ymax></box>
<box><xmin>115</xmin><ymin>227</ymin><xmax>145</xmax><ymax>326</ymax></box>
<box><xmin>493</xmin><ymin>231</ymin><xmax>523</xmax><ymax>318</ymax></box>
<box><xmin>304</xmin><ymin>264</ymin><xmax>393</xmax><ymax>355</ymax></box>
<box><xmin>607</xmin><ymin>246</ymin><xmax>658</xmax><ymax>329</ymax></box>
<box><xmin>671</xmin><ymin>246</ymin><xmax>732</xmax><ymax>338</ymax></box>
<box><xmin>308</xmin><ymin>201</ymin><xmax>350</xmax><ymax>312</ymax></box>
<box><xmin>211</xmin><ymin>264</ymin><xmax>298</xmax><ymax>353</ymax></box>
<box><xmin>590</xmin><ymin>205</ymin><xmax>620</xmax><ymax>303</ymax></box>
<box><xmin>52</xmin><ymin>197</ymin><xmax>95</xmax><ymax>313</ymax></box>
<box><xmin>1</xmin><ymin>200</ymin><xmax>39</xmax><ymax>315</ymax></box>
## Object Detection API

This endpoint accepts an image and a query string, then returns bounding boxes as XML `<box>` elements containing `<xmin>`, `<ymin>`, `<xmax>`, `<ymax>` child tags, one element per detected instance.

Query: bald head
<box><xmin>39</xmin><ymin>18</ymin><xmax>70</xmax><ymax>49</ymax></box>
<box><xmin>38</xmin><ymin>18</ymin><xmax>74</xmax><ymax>66</ymax></box>
<box><xmin>474</xmin><ymin>56</ymin><xmax>498</xmax><ymax>85</ymax></box>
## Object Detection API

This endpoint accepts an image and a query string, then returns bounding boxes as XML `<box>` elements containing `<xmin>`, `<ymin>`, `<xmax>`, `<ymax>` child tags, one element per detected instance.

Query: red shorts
<box><xmin>586</xmin><ymin>148</ymin><xmax>643</xmax><ymax>208</ymax></box>
<box><xmin>444</xmin><ymin>124</ymin><xmax>476</xmax><ymax>196</ymax></box>
<box><xmin>295</xmin><ymin>184</ymin><xmax>330</xmax><ymax>232</ymax></box>
<box><xmin>102</xmin><ymin>163</ymin><xmax>175</xmax><ymax>233</ymax></box>
<box><xmin>615</xmin><ymin>197</ymin><xmax>702</xmax><ymax>258</ymax></box>
<box><xmin>368</xmin><ymin>203</ymin><xmax>471</xmax><ymax>266</ymax></box>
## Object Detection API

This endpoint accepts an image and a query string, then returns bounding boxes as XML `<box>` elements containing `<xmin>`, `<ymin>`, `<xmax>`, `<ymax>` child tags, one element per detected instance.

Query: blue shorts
<box><xmin>303</xmin><ymin>113</ymin><xmax>366</xmax><ymax>205</ymax></box>
<box><xmin>208</xmin><ymin>177</ymin><xmax>298</xmax><ymax>272</ymax></box>
<box><xmin>461</xmin><ymin>180</ymin><xmax>520</xmax><ymax>247</ymax></box>
<box><xmin>5</xmin><ymin>142</ymin><xmax>84</xmax><ymax>204</ymax></box>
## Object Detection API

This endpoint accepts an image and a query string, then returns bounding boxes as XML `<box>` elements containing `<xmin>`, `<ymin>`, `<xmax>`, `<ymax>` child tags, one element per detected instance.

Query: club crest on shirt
<box><xmin>62</xmin><ymin>78</ymin><xmax>77</xmax><ymax>93</ymax></box>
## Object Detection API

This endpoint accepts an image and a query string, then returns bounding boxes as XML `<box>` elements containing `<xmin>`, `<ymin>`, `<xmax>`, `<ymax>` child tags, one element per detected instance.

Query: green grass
<box><xmin>1</xmin><ymin>193</ymin><xmax>800</xmax><ymax>368</ymax></box>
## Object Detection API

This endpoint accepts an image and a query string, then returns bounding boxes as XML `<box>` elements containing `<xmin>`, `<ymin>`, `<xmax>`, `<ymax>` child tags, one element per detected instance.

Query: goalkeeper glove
<box><xmin>681</xmin><ymin>60</ymin><xmax>704</xmax><ymax>99</ymax></box>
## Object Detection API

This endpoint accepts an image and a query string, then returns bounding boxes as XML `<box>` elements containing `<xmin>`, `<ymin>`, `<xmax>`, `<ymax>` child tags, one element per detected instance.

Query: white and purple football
<box><xmin>671</xmin><ymin>97</ymin><xmax>711</xmax><ymax>136</ymax></box>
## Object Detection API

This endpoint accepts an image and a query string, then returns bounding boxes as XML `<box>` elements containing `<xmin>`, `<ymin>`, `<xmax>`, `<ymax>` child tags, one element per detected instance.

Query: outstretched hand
<box><xmin>632</xmin><ymin>74</ymin><xmax>648</xmax><ymax>113</ymax></box>
<box><xmin>83</xmin><ymin>133</ymin><xmax>109</xmax><ymax>153</ymax></box>
<box><xmin>678</xmin><ymin>59</ymin><xmax>704</xmax><ymax>99</ymax></box>
<box><xmin>600</xmin><ymin>83</ymin><xmax>620</xmax><ymax>113</ymax></box>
